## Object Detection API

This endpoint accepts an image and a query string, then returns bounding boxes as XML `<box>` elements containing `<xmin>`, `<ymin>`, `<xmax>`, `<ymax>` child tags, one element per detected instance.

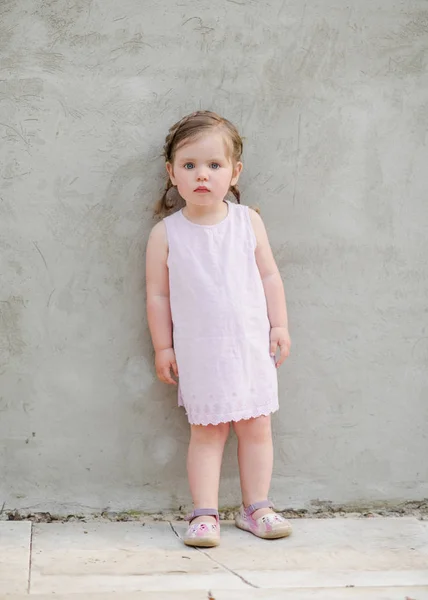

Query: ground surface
<box><xmin>1</xmin><ymin>516</ymin><xmax>428</xmax><ymax>598</ymax></box>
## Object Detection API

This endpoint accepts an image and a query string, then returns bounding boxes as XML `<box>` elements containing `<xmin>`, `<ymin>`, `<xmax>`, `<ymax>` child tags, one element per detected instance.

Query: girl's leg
<box><xmin>187</xmin><ymin>422</ymin><xmax>230</xmax><ymax>523</ymax></box>
<box><xmin>233</xmin><ymin>415</ymin><xmax>274</xmax><ymax>519</ymax></box>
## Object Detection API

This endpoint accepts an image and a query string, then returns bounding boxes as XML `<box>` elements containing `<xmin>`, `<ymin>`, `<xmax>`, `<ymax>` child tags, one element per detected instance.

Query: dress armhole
<box><xmin>243</xmin><ymin>205</ymin><xmax>258</xmax><ymax>251</ymax></box>
<box><xmin>161</xmin><ymin>218</ymin><xmax>171</xmax><ymax>267</ymax></box>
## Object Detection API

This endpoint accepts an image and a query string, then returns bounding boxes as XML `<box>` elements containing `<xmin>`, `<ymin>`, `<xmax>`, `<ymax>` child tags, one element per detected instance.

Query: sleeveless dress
<box><xmin>164</xmin><ymin>201</ymin><xmax>279</xmax><ymax>426</ymax></box>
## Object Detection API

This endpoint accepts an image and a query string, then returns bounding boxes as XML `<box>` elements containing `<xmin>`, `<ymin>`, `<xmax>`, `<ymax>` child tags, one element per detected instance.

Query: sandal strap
<box><xmin>185</xmin><ymin>508</ymin><xmax>219</xmax><ymax>522</ymax></box>
<box><xmin>244</xmin><ymin>500</ymin><xmax>274</xmax><ymax>516</ymax></box>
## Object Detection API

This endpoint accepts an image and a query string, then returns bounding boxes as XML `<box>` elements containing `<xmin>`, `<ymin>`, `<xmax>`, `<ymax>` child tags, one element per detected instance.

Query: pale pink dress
<box><xmin>164</xmin><ymin>201</ymin><xmax>279</xmax><ymax>426</ymax></box>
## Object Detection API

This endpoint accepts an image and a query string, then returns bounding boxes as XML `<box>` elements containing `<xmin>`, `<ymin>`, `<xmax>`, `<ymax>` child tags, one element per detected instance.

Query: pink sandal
<box><xmin>235</xmin><ymin>500</ymin><xmax>292</xmax><ymax>539</ymax></box>
<box><xmin>183</xmin><ymin>508</ymin><xmax>220</xmax><ymax>548</ymax></box>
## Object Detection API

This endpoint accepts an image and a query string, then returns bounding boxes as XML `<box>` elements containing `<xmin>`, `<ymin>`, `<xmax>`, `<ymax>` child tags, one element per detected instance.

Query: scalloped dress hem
<box><xmin>182</xmin><ymin>403</ymin><xmax>279</xmax><ymax>426</ymax></box>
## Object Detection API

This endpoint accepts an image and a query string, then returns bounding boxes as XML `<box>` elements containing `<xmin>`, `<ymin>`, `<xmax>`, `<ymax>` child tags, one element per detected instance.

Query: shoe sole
<box><xmin>235</xmin><ymin>520</ymin><xmax>292</xmax><ymax>539</ymax></box>
<box><xmin>183</xmin><ymin>537</ymin><xmax>220</xmax><ymax>548</ymax></box>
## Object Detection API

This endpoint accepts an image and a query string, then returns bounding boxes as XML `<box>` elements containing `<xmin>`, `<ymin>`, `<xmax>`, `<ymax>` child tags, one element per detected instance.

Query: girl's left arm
<box><xmin>249</xmin><ymin>209</ymin><xmax>291</xmax><ymax>367</ymax></box>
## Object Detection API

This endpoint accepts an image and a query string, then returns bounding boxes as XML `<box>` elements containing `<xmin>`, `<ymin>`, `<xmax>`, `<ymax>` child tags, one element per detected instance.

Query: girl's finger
<box><xmin>172</xmin><ymin>361</ymin><xmax>179</xmax><ymax>378</ymax></box>
<box><xmin>158</xmin><ymin>367</ymin><xmax>173</xmax><ymax>385</ymax></box>
<box><xmin>163</xmin><ymin>367</ymin><xmax>177</xmax><ymax>385</ymax></box>
<box><xmin>270</xmin><ymin>339</ymin><xmax>278</xmax><ymax>357</ymax></box>
<box><xmin>276</xmin><ymin>344</ymin><xmax>290</xmax><ymax>367</ymax></box>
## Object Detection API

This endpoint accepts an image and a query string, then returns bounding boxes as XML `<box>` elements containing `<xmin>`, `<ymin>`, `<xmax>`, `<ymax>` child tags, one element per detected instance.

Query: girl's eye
<box><xmin>184</xmin><ymin>163</ymin><xmax>194</xmax><ymax>169</ymax></box>
<box><xmin>210</xmin><ymin>163</ymin><xmax>220</xmax><ymax>170</ymax></box>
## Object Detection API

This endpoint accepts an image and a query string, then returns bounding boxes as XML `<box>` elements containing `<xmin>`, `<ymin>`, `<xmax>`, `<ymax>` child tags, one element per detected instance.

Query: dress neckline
<box><xmin>180</xmin><ymin>200</ymin><xmax>230</xmax><ymax>229</ymax></box>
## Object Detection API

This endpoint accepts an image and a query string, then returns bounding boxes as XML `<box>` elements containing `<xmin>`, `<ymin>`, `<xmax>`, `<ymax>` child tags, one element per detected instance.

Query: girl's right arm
<box><xmin>146</xmin><ymin>222</ymin><xmax>178</xmax><ymax>385</ymax></box>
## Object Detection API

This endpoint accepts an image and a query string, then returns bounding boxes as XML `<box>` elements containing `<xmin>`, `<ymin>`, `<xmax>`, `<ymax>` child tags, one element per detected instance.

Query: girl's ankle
<box><xmin>191</xmin><ymin>515</ymin><xmax>218</xmax><ymax>525</ymax></box>
<box><xmin>242</xmin><ymin>500</ymin><xmax>275</xmax><ymax>521</ymax></box>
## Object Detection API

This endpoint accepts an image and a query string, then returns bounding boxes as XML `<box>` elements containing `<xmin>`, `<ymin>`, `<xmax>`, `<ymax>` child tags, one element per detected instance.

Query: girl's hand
<box><xmin>270</xmin><ymin>327</ymin><xmax>291</xmax><ymax>368</ymax></box>
<box><xmin>155</xmin><ymin>348</ymin><xmax>179</xmax><ymax>385</ymax></box>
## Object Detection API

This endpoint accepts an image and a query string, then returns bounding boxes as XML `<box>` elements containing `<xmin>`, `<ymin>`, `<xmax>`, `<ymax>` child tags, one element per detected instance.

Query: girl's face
<box><xmin>166</xmin><ymin>132</ymin><xmax>242</xmax><ymax>208</ymax></box>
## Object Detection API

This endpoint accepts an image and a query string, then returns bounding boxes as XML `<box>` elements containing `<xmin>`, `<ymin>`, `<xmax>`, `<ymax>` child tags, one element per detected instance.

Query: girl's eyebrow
<box><xmin>180</xmin><ymin>157</ymin><xmax>225</xmax><ymax>162</ymax></box>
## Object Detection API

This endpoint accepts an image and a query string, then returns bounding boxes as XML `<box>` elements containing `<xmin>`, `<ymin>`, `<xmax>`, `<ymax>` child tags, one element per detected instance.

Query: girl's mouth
<box><xmin>194</xmin><ymin>186</ymin><xmax>210</xmax><ymax>192</ymax></box>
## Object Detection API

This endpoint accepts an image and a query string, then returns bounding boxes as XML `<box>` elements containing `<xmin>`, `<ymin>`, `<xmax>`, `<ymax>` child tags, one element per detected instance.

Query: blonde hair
<box><xmin>155</xmin><ymin>110</ymin><xmax>243</xmax><ymax>218</ymax></box>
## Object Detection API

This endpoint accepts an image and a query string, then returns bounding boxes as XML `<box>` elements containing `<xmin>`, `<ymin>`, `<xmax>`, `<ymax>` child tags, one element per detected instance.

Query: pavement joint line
<box><xmin>168</xmin><ymin>521</ymin><xmax>260</xmax><ymax>590</ymax></box>
<box><xmin>27</xmin><ymin>521</ymin><xmax>33</xmax><ymax>593</ymax></box>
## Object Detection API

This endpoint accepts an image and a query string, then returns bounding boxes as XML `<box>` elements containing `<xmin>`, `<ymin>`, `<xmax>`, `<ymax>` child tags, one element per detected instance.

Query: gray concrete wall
<box><xmin>1</xmin><ymin>0</ymin><xmax>427</xmax><ymax>515</ymax></box>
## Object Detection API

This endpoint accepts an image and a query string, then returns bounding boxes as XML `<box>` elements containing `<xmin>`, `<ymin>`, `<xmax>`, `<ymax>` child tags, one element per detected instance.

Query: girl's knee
<box><xmin>233</xmin><ymin>415</ymin><xmax>272</xmax><ymax>443</ymax></box>
<box><xmin>190</xmin><ymin>422</ymin><xmax>230</xmax><ymax>444</ymax></box>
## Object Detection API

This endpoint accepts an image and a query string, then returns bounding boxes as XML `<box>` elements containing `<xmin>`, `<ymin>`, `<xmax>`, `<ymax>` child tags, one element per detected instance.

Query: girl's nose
<box><xmin>197</xmin><ymin>170</ymin><xmax>208</xmax><ymax>181</ymax></box>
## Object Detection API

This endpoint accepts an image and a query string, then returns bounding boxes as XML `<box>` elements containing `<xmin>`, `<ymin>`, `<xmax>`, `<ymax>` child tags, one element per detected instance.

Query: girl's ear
<box><xmin>231</xmin><ymin>161</ymin><xmax>243</xmax><ymax>186</ymax></box>
<box><xmin>166</xmin><ymin>162</ymin><xmax>176</xmax><ymax>185</ymax></box>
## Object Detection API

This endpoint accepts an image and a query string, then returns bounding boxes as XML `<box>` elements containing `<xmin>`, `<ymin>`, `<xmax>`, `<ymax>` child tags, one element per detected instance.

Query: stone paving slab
<box><xmin>7</xmin><ymin>517</ymin><xmax>428</xmax><ymax>596</ymax></box>
<box><xmin>236</xmin><ymin>570</ymin><xmax>428</xmax><ymax>589</ymax></box>
<box><xmin>29</xmin><ymin>522</ymin><xmax>246</xmax><ymax>594</ymax></box>
<box><xmin>2</xmin><ymin>588</ymin><xmax>428</xmax><ymax>599</ymax></box>
<box><xmin>0</xmin><ymin>521</ymin><xmax>32</xmax><ymax>595</ymax></box>
<box><xmin>184</xmin><ymin>517</ymin><xmax>428</xmax><ymax>572</ymax></box>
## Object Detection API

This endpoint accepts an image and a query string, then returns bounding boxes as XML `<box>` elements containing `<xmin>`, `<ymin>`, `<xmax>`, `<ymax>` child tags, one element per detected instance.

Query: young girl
<box><xmin>146</xmin><ymin>111</ymin><xmax>292</xmax><ymax>547</ymax></box>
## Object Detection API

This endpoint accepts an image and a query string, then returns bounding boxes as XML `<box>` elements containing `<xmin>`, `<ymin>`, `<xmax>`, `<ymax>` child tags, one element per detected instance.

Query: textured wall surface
<box><xmin>1</xmin><ymin>0</ymin><xmax>427</xmax><ymax>514</ymax></box>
